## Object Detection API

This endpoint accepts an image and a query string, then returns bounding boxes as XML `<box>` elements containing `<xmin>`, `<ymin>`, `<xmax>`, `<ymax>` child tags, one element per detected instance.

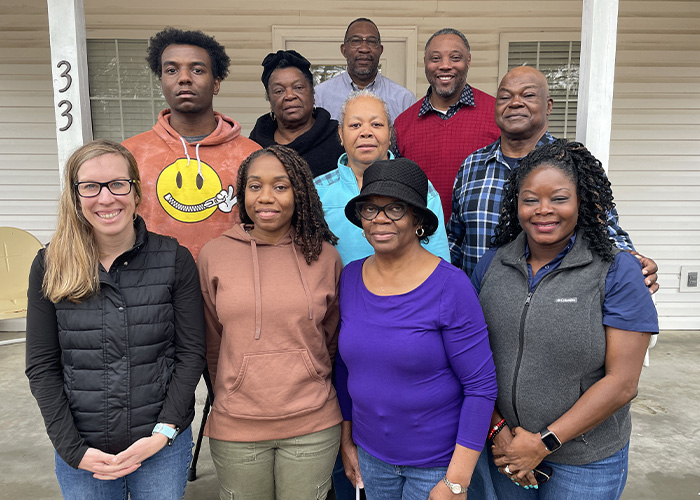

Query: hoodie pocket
<box><xmin>217</xmin><ymin>349</ymin><xmax>329</xmax><ymax>419</ymax></box>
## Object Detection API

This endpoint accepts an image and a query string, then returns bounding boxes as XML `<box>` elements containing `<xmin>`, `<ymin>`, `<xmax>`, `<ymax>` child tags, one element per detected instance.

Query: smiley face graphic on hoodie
<box><xmin>123</xmin><ymin>109</ymin><xmax>261</xmax><ymax>259</ymax></box>
<box><xmin>156</xmin><ymin>157</ymin><xmax>236</xmax><ymax>223</ymax></box>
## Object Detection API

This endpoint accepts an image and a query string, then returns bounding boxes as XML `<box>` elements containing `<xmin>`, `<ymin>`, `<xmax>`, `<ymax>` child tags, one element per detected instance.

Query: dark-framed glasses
<box><xmin>74</xmin><ymin>179</ymin><xmax>135</xmax><ymax>198</ymax></box>
<box><xmin>532</xmin><ymin>466</ymin><xmax>553</xmax><ymax>484</ymax></box>
<box><xmin>357</xmin><ymin>201</ymin><xmax>408</xmax><ymax>222</ymax></box>
<box><xmin>345</xmin><ymin>36</ymin><xmax>381</xmax><ymax>49</ymax></box>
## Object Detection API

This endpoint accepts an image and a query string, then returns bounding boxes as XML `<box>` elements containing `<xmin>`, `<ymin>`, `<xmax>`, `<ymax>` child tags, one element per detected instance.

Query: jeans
<box><xmin>209</xmin><ymin>424</ymin><xmax>340</xmax><ymax>500</ymax></box>
<box><xmin>357</xmin><ymin>445</ymin><xmax>447</xmax><ymax>500</ymax></box>
<box><xmin>488</xmin><ymin>441</ymin><xmax>629</xmax><ymax>500</ymax></box>
<box><xmin>467</xmin><ymin>447</ymin><xmax>498</xmax><ymax>500</ymax></box>
<box><xmin>54</xmin><ymin>425</ymin><xmax>193</xmax><ymax>500</ymax></box>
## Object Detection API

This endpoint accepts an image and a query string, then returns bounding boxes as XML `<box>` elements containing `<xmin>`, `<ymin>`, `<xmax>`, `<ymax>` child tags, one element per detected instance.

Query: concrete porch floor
<box><xmin>1</xmin><ymin>330</ymin><xmax>698</xmax><ymax>499</ymax></box>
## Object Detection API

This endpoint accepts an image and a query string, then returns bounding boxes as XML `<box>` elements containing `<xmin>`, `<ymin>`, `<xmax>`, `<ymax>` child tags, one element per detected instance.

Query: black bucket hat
<box><xmin>344</xmin><ymin>158</ymin><xmax>439</xmax><ymax>236</ymax></box>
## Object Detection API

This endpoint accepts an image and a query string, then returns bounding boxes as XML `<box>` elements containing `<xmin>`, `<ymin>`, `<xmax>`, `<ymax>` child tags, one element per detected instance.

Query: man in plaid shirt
<box><xmin>447</xmin><ymin>66</ymin><xmax>658</xmax><ymax>290</ymax></box>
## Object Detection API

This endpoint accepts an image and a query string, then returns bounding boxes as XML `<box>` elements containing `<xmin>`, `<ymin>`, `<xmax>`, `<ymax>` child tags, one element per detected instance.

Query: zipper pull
<box><xmin>525</xmin><ymin>292</ymin><xmax>533</xmax><ymax>306</ymax></box>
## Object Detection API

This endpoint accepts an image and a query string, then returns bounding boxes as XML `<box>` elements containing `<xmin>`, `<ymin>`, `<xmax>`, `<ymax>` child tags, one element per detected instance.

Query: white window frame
<box><xmin>86</xmin><ymin>38</ymin><xmax>166</xmax><ymax>142</ymax></box>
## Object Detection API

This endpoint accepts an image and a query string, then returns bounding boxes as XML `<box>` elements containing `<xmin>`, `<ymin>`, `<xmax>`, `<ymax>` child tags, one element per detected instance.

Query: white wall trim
<box><xmin>47</xmin><ymin>0</ymin><xmax>93</xmax><ymax>183</ymax></box>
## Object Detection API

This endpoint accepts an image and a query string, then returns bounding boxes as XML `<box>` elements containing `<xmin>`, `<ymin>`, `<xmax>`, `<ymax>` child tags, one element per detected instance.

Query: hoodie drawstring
<box><xmin>248</xmin><ymin>232</ymin><xmax>314</xmax><ymax>340</ymax></box>
<box><xmin>291</xmin><ymin>244</ymin><xmax>314</xmax><ymax>321</ymax></box>
<box><xmin>250</xmin><ymin>238</ymin><xmax>263</xmax><ymax>340</ymax></box>
<box><xmin>178</xmin><ymin>137</ymin><xmax>204</xmax><ymax>180</ymax></box>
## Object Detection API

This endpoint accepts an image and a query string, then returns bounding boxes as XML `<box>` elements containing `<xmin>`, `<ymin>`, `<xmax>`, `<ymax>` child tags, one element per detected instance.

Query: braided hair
<box><xmin>236</xmin><ymin>145</ymin><xmax>338</xmax><ymax>264</ymax></box>
<box><xmin>492</xmin><ymin>139</ymin><xmax>616</xmax><ymax>261</ymax></box>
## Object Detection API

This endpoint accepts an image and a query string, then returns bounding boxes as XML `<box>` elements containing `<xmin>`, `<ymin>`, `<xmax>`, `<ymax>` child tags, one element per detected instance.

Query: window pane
<box><xmin>88</xmin><ymin>39</ymin><xmax>165</xmax><ymax>141</ymax></box>
<box><xmin>507</xmin><ymin>40</ymin><xmax>581</xmax><ymax>139</ymax></box>
<box><xmin>117</xmin><ymin>40</ymin><xmax>159</xmax><ymax>99</ymax></box>
<box><xmin>90</xmin><ymin>99</ymin><xmax>124</xmax><ymax>142</ymax></box>
<box><xmin>87</xmin><ymin>40</ymin><xmax>120</xmax><ymax>98</ymax></box>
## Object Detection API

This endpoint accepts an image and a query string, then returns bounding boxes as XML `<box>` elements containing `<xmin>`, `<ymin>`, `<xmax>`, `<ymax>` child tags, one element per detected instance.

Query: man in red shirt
<box><xmin>394</xmin><ymin>28</ymin><xmax>500</xmax><ymax>220</ymax></box>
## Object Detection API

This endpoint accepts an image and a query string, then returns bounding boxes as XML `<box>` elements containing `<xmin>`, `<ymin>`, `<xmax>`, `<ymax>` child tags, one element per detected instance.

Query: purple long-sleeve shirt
<box><xmin>336</xmin><ymin>258</ymin><xmax>497</xmax><ymax>467</ymax></box>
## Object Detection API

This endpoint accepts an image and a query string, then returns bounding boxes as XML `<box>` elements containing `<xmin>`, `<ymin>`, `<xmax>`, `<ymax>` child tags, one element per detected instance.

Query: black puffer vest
<box><xmin>54</xmin><ymin>217</ymin><xmax>179</xmax><ymax>454</ymax></box>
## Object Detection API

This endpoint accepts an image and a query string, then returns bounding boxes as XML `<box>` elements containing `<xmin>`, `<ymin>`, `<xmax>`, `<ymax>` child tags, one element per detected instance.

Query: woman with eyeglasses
<box><xmin>471</xmin><ymin>139</ymin><xmax>658</xmax><ymax>499</ymax></box>
<box><xmin>335</xmin><ymin>158</ymin><xmax>497</xmax><ymax>499</ymax></box>
<box><xmin>26</xmin><ymin>139</ymin><xmax>206</xmax><ymax>500</ymax></box>
<box><xmin>314</xmin><ymin>90</ymin><xmax>450</xmax><ymax>500</ymax></box>
<box><xmin>314</xmin><ymin>89</ymin><xmax>449</xmax><ymax>265</ymax></box>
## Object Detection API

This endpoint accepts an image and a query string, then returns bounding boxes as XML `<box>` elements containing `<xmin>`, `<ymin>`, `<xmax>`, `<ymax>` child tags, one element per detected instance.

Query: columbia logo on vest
<box><xmin>555</xmin><ymin>298</ymin><xmax>578</xmax><ymax>303</ymax></box>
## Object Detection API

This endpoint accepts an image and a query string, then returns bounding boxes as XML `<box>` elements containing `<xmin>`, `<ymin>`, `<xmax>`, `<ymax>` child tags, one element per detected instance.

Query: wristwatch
<box><xmin>442</xmin><ymin>476</ymin><xmax>468</xmax><ymax>494</ymax></box>
<box><xmin>540</xmin><ymin>427</ymin><xmax>562</xmax><ymax>453</ymax></box>
<box><xmin>152</xmin><ymin>423</ymin><xmax>179</xmax><ymax>446</ymax></box>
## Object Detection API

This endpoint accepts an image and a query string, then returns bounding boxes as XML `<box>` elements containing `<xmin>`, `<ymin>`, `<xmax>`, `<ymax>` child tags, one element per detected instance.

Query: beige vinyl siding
<box><xmin>610</xmin><ymin>0</ymin><xmax>700</xmax><ymax>329</ymax></box>
<box><xmin>1</xmin><ymin>0</ymin><xmax>698</xmax><ymax>328</ymax></box>
<box><xmin>0</xmin><ymin>1</ymin><xmax>59</xmax><ymax>244</ymax></box>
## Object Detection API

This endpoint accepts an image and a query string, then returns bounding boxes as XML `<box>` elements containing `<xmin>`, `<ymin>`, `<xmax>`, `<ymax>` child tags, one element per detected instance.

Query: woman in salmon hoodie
<box><xmin>197</xmin><ymin>145</ymin><xmax>343</xmax><ymax>500</ymax></box>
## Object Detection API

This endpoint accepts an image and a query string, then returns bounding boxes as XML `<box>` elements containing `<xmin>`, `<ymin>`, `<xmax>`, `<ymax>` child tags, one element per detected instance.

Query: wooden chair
<box><xmin>0</xmin><ymin>227</ymin><xmax>43</xmax><ymax>320</ymax></box>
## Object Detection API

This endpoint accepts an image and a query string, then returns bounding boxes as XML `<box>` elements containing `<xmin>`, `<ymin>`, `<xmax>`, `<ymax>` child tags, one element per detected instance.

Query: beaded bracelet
<box><xmin>487</xmin><ymin>418</ymin><xmax>507</xmax><ymax>441</ymax></box>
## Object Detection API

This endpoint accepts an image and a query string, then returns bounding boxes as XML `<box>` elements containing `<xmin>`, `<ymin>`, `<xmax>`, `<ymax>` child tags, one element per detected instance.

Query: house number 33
<box><xmin>56</xmin><ymin>60</ymin><xmax>73</xmax><ymax>132</ymax></box>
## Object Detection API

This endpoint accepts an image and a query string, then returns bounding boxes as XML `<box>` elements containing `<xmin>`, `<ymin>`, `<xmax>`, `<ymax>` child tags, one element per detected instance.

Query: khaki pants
<box><xmin>209</xmin><ymin>424</ymin><xmax>340</xmax><ymax>500</ymax></box>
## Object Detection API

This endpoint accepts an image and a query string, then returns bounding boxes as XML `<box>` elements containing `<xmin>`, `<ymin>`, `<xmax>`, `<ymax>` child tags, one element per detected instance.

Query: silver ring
<box><xmin>504</xmin><ymin>465</ymin><xmax>512</xmax><ymax>475</ymax></box>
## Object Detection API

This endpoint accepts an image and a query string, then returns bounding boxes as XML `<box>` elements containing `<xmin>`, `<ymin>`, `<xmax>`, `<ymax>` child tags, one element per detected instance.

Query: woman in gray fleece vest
<box><xmin>471</xmin><ymin>139</ymin><xmax>658</xmax><ymax>499</ymax></box>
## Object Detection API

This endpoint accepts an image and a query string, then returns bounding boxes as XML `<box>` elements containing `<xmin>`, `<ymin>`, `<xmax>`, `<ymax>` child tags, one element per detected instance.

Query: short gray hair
<box><xmin>338</xmin><ymin>89</ymin><xmax>393</xmax><ymax>130</ymax></box>
<box><xmin>424</xmin><ymin>28</ymin><xmax>470</xmax><ymax>54</ymax></box>
<box><xmin>338</xmin><ymin>89</ymin><xmax>396</xmax><ymax>152</ymax></box>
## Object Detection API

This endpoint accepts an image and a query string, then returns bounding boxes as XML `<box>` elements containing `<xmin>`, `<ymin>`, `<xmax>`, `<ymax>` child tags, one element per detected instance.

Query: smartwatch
<box><xmin>540</xmin><ymin>428</ymin><xmax>562</xmax><ymax>453</ymax></box>
<box><xmin>152</xmin><ymin>423</ymin><xmax>179</xmax><ymax>446</ymax></box>
<box><xmin>442</xmin><ymin>476</ymin><xmax>467</xmax><ymax>494</ymax></box>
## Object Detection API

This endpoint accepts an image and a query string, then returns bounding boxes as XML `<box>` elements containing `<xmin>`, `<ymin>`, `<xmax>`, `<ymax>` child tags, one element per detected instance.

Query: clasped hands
<box><xmin>78</xmin><ymin>433</ymin><xmax>169</xmax><ymax>480</ymax></box>
<box><xmin>492</xmin><ymin>426</ymin><xmax>550</xmax><ymax>489</ymax></box>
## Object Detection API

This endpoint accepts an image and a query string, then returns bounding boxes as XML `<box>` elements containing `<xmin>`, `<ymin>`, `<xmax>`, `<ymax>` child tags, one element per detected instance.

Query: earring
<box><xmin>416</xmin><ymin>227</ymin><xmax>425</xmax><ymax>238</ymax></box>
<box><xmin>270</xmin><ymin>110</ymin><xmax>276</xmax><ymax>121</ymax></box>
<box><xmin>361</xmin><ymin>230</ymin><xmax>366</xmax><ymax>237</ymax></box>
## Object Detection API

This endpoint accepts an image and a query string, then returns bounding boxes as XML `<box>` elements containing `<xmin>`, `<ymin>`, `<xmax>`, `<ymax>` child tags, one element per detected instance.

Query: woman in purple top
<box><xmin>335</xmin><ymin>157</ymin><xmax>497</xmax><ymax>499</ymax></box>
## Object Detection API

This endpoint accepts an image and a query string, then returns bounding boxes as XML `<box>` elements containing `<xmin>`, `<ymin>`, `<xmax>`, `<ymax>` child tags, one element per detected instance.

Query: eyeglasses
<box><xmin>357</xmin><ymin>202</ymin><xmax>408</xmax><ymax>221</ymax></box>
<box><xmin>532</xmin><ymin>466</ymin><xmax>553</xmax><ymax>484</ymax></box>
<box><xmin>74</xmin><ymin>179</ymin><xmax>135</xmax><ymax>198</ymax></box>
<box><xmin>345</xmin><ymin>36</ymin><xmax>381</xmax><ymax>49</ymax></box>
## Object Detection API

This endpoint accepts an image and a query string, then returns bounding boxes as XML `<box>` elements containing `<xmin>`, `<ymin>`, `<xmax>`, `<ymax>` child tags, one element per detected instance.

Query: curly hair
<box><xmin>236</xmin><ymin>146</ymin><xmax>338</xmax><ymax>264</ymax></box>
<box><xmin>146</xmin><ymin>27</ymin><xmax>230</xmax><ymax>80</ymax></box>
<box><xmin>492</xmin><ymin>139</ymin><xmax>616</xmax><ymax>261</ymax></box>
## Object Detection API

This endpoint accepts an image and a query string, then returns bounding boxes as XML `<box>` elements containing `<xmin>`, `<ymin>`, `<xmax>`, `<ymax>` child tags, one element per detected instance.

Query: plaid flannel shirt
<box><xmin>447</xmin><ymin>132</ymin><xmax>634</xmax><ymax>277</ymax></box>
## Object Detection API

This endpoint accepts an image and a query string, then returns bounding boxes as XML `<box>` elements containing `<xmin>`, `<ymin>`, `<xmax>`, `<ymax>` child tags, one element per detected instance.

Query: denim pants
<box><xmin>209</xmin><ymin>424</ymin><xmax>340</xmax><ymax>500</ymax></box>
<box><xmin>488</xmin><ymin>441</ymin><xmax>629</xmax><ymax>500</ymax></box>
<box><xmin>357</xmin><ymin>445</ymin><xmax>448</xmax><ymax>500</ymax></box>
<box><xmin>54</xmin><ymin>425</ymin><xmax>193</xmax><ymax>500</ymax></box>
<box><xmin>467</xmin><ymin>446</ymin><xmax>498</xmax><ymax>500</ymax></box>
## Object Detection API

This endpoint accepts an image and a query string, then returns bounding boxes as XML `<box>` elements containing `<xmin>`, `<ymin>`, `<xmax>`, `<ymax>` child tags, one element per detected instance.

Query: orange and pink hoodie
<box><xmin>123</xmin><ymin>109</ymin><xmax>261</xmax><ymax>259</ymax></box>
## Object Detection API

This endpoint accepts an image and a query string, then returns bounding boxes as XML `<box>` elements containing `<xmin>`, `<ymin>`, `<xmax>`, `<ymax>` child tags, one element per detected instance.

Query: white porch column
<box><xmin>576</xmin><ymin>0</ymin><xmax>619</xmax><ymax>172</ymax></box>
<box><xmin>47</xmin><ymin>0</ymin><xmax>92</xmax><ymax>184</ymax></box>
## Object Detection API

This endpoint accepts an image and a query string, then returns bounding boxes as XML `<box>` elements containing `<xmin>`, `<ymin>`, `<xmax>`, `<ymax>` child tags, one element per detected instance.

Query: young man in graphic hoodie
<box><xmin>124</xmin><ymin>27</ymin><xmax>260</xmax><ymax>259</ymax></box>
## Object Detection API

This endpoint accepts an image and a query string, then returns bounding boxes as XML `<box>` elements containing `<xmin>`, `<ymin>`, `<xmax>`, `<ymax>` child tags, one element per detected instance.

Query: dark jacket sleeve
<box><xmin>157</xmin><ymin>245</ymin><xmax>207</xmax><ymax>427</ymax></box>
<box><xmin>25</xmin><ymin>250</ymin><xmax>90</xmax><ymax>469</ymax></box>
